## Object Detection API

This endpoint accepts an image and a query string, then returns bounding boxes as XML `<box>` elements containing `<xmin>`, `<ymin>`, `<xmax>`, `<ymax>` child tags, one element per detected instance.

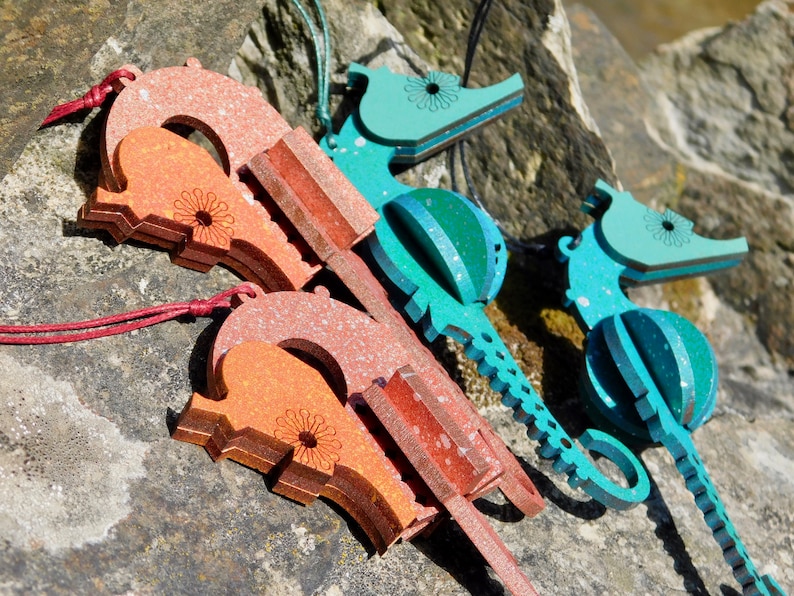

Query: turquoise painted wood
<box><xmin>348</xmin><ymin>63</ymin><xmax>523</xmax><ymax>163</ymax></box>
<box><xmin>558</xmin><ymin>180</ymin><xmax>784</xmax><ymax>596</ymax></box>
<box><xmin>323</xmin><ymin>65</ymin><xmax>651</xmax><ymax>510</ymax></box>
<box><xmin>585</xmin><ymin>180</ymin><xmax>748</xmax><ymax>285</ymax></box>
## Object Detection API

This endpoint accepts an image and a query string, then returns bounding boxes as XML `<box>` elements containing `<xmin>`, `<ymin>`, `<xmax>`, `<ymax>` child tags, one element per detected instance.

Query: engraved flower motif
<box><xmin>404</xmin><ymin>71</ymin><xmax>460</xmax><ymax>111</ymax></box>
<box><xmin>643</xmin><ymin>208</ymin><xmax>694</xmax><ymax>247</ymax></box>
<box><xmin>173</xmin><ymin>188</ymin><xmax>234</xmax><ymax>246</ymax></box>
<box><xmin>274</xmin><ymin>408</ymin><xmax>341</xmax><ymax>471</ymax></box>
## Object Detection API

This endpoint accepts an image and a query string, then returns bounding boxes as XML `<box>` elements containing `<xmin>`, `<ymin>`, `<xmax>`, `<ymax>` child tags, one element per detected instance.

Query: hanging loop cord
<box><xmin>289</xmin><ymin>0</ymin><xmax>337</xmax><ymax>148</ymax></box>
<box><xmin>40</xmin><ymin>69</ymin><xmax>137</xmax><ymax>128</ymax></box>
<box><xmin>448</xmin><ymin>0</ymin><xmax>547</xmax><ymax>256</ymax></box>
<box><xmin>0</xmin><ymin>284</ymin><xmax>257</xmax><ymax>345</ymax></box>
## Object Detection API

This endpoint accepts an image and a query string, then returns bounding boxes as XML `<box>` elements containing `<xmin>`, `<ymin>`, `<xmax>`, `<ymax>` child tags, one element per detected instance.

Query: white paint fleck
<box><xmin>439</xmin><ymin>434</ymin><xmax>451</xmax><ymax>449</ymax></box>
<box><xmin>577</xmin><ymin>296</ymin><xmax>590</xmax><ymax>307</ymax></box>
<box><xmin>354</xmin><ymin>137</ymin><xmax>366</xmax><ymax>148</ymax></box>
<box><xmin>138</xmin><ymin>278</ymin><xmax>149</xmax><ymax>296</ymax></box>
<box><xmin>138</xmin><ymin>88</ymin><xmax>150</xmax><ymax>102</ymax></box>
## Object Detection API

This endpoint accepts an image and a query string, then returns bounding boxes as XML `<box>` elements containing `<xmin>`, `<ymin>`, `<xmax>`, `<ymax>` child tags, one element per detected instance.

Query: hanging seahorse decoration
<box><xmin>322</xmin><ymin>63</ymin><xmax>651</xmax><ymax>510</ymax></box>
<box><xmin>557</xmin><ymin>180</ymin><xmax>785</xmax><ymax>596</ymax></box>
<box><xmin>69</xmin><ymin>58</ymin><xmax>546</xmax><ymax>594</ymax></box>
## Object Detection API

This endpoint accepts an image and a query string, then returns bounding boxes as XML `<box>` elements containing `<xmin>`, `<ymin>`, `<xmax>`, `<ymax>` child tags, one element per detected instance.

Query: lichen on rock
<box><xmin>0</xmin><ymin>352</ymin><xmax>147</xmax><ymax>552</ymax></box>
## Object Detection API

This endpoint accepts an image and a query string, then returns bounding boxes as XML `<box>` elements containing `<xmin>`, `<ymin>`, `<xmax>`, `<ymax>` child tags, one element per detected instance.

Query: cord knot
<box><xmin>83</xmin><ymin>83</ymin><xmax>108</xmax><ymax>109</ymax></box>
<box><xmin>188</xmin><ymin>299</ymin><xmax>216</xmax><ymax>318</ymax></box>
<box><xmin>40</xmin><ymin>68</ymin><xmax>137</xmax><ymax>127</ymax></box>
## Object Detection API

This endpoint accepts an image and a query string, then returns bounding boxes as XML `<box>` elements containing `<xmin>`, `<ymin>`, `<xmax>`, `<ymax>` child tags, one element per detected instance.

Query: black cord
<box><xmin>450</xmin><ymin>0</ymin><xmax>547</xmax><ymax>255</ymax></box>
<box><xmin>463</xmin><ymin>0</ymin><xmax>494</xmax><ymax>86</ymax></box>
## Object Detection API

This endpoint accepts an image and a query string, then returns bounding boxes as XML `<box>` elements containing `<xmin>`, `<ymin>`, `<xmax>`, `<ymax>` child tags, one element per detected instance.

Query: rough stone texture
<box><xmin>0</xmin><ymin>0</ymin><xmax>264</xmax><ymax>182</ymax></box>
<box><xmin>374</xmin><ymin>0</ymin><xmax>615</xmax><ymax>242</ymax></box>
<box><xmin>0</xmin><ymin>1</ymin><xmax>792</xmax><ymax>595</ymax></box>
<box><xmin>638</xmin><ymin>0</ymin><xmax>794</xmax><ymax>364</ymax></box>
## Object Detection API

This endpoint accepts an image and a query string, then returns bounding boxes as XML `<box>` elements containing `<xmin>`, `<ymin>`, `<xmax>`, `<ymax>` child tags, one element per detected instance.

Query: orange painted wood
<box><xmin>80</xmin><ymin>126</ymin><xmax>319</xmax><ymax>291</ymax></box>
<box><xmin>204</xmin><ymin>286</ymin><xmax>543</xmax><ymax>526</ymax></box>
<box><xmin>100</xmin><ymin>58</ymin><xmax>291</xmax><ymax>196</ymax></box>
<box><xmin>172</xmin><ymin>340</ymin><xmax>417</xmax><ymax>554</ymax></box>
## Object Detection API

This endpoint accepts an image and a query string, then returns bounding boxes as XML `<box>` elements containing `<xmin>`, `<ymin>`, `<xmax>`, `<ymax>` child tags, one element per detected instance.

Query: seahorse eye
<box><xmin>298</xmin><ymin>430</ymin><xmax>318</xmax><ymax>449</ymax></box>
<box><xmin>195</xmin><ymin>210</ymin><xmax>213</xmax><ymax>227</ymax></box>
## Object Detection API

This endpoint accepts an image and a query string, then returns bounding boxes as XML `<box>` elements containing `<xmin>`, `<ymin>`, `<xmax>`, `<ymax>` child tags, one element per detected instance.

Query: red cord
<box><xmin>0</xmin><ymin>284</ymin><xmax>257</xmax><ymax>345</ymax></box>
<box><xmin>40</xmin><ymin>68</ymin><xmax>137</xmax><ymax>128</ymax></box>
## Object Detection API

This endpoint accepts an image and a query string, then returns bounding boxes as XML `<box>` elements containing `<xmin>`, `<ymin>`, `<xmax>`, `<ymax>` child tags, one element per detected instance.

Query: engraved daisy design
<box><xmin>173</xmin><ymin>188</ymin><xmax>234</xmax><ymax>246</ymax></box>
<box><xmin>643</xmin><ymin>208</ymin><xmax>694</xmax><ymax>247</ymax></box>
<box><xmin>274</xmin><ymin>408</ymin><xmax>341</xmax><ymax>471</ymax></box>
<box><xmin>404</xmin><ymin>71</ymin><xmax>460</xmax><ymax>111</ymax></box>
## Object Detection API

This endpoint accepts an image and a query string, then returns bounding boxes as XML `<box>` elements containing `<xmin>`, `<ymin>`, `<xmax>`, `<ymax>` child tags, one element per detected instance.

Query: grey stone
<box><xmin>0</xmin><ymin>0</ymin><xmax>264</xmax><ymax>183</ymax></box>
<box><xmin>0</xmin><ymin>1</ymin><xmax>792</xmax><ymax>595</ymax></box>
<box><xmin>639</xmin><ymin>0</ymin><xmax>794</xmax><ymax>363</ymax></box>
<box><xmin>377</xmin><ymin>0</ymin><xmax>616</xmax><ymax>242</ymax></box>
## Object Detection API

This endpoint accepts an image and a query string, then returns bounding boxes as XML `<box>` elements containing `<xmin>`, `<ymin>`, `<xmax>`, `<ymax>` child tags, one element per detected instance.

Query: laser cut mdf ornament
<box><xmin>173</xmin><ymin>286</ymin><xmax>541</xmax><ymax>594</ymax></box>
<box><xmin>80</xmin><ymin>59</ymin><xmax>377</xmax><ymax>292</ymax></box>
<box><xmin>558</xmin><ymin>181</ymin><xmax>784</xmax><ymax>596</ymax></box>
<box><xmin>173</xmin><ymin>339</ymin><xmax>418</xmax><ymax>554</ymax></box>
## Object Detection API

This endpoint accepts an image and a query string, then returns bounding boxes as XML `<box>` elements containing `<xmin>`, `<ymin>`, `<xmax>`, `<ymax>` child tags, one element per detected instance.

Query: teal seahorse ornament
<box><xmin>322</xmin><ymin>64</ymin><xmax>650</xmax><ymax>510</ymax></box>
<box><xmin>557</xmin><ymin>180</ymin><xmax>785</xmax><ymax>596</ymax></box>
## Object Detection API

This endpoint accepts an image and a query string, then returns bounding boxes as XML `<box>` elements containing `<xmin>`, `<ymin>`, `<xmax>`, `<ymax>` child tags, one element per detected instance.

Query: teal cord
<box><xmin>289</xmin><ymin>0</ymin><xmax>337</xmax><ymax>148</ymax></box>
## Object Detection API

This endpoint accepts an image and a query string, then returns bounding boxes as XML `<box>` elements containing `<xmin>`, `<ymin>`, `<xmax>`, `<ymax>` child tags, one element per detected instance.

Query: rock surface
<box><xmin>638</xmin><ymin>0</ymin><xmax>794</xmax><ymax>366</ymax></box>
<box><xmin>0</xmin><ymin>1</ymin><xmax>791</xmax><ymax>595</ymax></box>
<box><xmin>0</xmin><ymin>0</ymin><xmax>265</xmax><ymax>182</ymax></box>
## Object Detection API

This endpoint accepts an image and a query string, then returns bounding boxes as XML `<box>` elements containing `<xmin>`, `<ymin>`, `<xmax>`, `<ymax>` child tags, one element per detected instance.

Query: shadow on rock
<box><xmin>473</xmin><ymin>496</ymin><xmax>526</xmax><ymax>524</ymax></box>
<box><xmin>644</xmin><ymin>468</ymin><xmax>709</xmax><ymax>595</ymax></box>
<box><xmin>413</xmin><ymin>518</ymin><xmax>507</xmax><ymax>596</ymax></box>
<box><xmin>494</xmin><ymin>251</ymin><xmax>592</xmax><ymax>437</ymax></box>
<box><xmin>186</xmin><ymin>310</ymin><xmax>234</xmax><ymax>396</ymax></box>
<box><xmin>518</xmin><ymin>456</ymin><xmax>607</xmax><ymax>521</ymax></box>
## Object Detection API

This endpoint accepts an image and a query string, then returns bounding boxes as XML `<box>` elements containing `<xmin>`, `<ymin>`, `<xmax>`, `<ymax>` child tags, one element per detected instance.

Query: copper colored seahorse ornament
<box><xmin>75</xmin><ymin>58</ymin><xmax>544</xmax><ymax>595</ymax></box>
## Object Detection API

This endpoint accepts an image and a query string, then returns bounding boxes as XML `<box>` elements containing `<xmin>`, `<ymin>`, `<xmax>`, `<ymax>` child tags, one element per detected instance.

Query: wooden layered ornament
<box><xmin>72</xmin><ymin>59</ymin><xmax>544</xmax><ymax>595</ymax></box>
<box><xmin>558</xmin><ymin>181</ymin><xmax>784</xmax><ymax>595</ymax></box>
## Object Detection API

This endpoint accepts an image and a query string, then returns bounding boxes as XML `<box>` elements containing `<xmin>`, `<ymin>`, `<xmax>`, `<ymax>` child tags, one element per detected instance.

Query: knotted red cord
<box><xmin>0</xmin><ymin>284</ymin><xmax>257</xmax><ymax>345</ymax></box>
<box><xmin>40</xmin><ymin>68</ymin><xmax>137</xmax><ymax>127</ymax></box>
